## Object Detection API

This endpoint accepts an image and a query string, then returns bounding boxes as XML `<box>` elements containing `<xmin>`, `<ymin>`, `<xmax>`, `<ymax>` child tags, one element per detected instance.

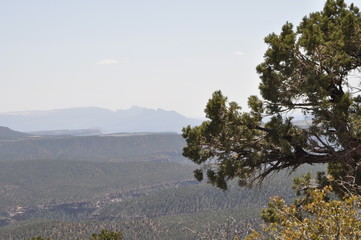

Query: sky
<box><xmin>0</xmin><ymin>0</ymin><xmax>337</xmax><ymax>118</ymax></box>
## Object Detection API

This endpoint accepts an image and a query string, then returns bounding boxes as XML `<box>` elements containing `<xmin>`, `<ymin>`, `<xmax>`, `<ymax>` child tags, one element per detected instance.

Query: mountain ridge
<box><xmin>0</xmin><ymin>126</ymin><xmax>30</xmax><ymax>139</ymax></box>
<box><xmin>0</xmin><ymin>106</ymin><xmax>202</xmax><ymax>133</ymax></box>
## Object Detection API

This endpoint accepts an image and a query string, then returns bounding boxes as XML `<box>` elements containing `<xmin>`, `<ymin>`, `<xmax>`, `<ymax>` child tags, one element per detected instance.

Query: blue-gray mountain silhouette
<box><xmin>0</xmin><ymin>106</ymin><xmax>202</xmax><ymax>133</ymax></box>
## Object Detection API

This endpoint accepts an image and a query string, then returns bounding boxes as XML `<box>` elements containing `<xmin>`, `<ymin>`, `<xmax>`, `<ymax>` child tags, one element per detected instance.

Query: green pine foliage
<box><xmin>182</xmin><ymin>0</ymin><xmax>361</xmax><ymax>195</ymax></box>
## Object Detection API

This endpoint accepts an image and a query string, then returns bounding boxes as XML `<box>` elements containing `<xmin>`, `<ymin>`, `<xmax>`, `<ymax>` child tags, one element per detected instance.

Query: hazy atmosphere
<box><xmin>1</xmin><ymin>0</ymin><xmax>327</xmax><ymax>118</ymax></box>
<box><xmin>0</xmin><ymin>1</ymin><xmax>360</xmax><ymax>239</ymax></box>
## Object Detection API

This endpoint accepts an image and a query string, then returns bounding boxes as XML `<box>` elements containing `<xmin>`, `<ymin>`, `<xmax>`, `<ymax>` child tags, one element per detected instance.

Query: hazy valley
<box><xmin>0</xmin><ymin>121</ymin><xmax>324</xmax><ymax>239</ymax></box>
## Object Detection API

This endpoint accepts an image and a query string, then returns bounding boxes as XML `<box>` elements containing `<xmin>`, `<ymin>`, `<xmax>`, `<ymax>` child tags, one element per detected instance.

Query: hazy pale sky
<box><xmin>1</xmin><ymin>0</ymin><xmax>334</xmax><ymax>118</ymax></box>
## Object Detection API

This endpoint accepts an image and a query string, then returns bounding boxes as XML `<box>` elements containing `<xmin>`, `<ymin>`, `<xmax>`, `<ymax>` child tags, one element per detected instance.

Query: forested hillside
<box><xmin>0</xmin><ymin>127</ymin><xmax>327</xmax><ymax>239</ymax></box>
<box><xmin>0</xmin><ymin>133</ymin><xmax>186</xmax><ymax>162</ymax></box>
<box><xmin>0</xmin><ymin>157</ymin><xmax>325</xmax><ymax>239</ymax></box>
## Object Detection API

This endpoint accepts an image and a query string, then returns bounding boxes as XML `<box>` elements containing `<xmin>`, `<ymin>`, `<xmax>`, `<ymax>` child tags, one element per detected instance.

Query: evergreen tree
<box><xmin>27</xmin><ymin>230</ymin><xmax>122</xmax><ymax>240</ymax></box>
<box><xmin>183</xmin><ymin>0</ymin><xmax>361</xmax><ymax>193</ymax></box>
<box><xmin>88</xmin><ymin>230</ymin><xmax>122</xmax><ymax>240</ymax></box>
<box><xmin>245</xmin><ymin>186</ymin><xmax>361</xmax><ymax>239</ymax></box>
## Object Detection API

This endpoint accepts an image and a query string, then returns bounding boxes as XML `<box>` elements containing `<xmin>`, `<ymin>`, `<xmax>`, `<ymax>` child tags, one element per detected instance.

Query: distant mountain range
<box><xmin>0</xmin><ymin>106</ymin><xmax>202</xmax><ymax>133</ymax></box>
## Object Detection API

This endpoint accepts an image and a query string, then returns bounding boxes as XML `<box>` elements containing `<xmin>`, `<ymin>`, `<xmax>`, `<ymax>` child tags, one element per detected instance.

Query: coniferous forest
<box><xmin>0</xmin><ymin>129</ymin><xmax>320</xmax><ymax>239</ymax></box>
<box><xmin>1</xmin><ymin>0</ymin><xmax>361</xmax><ymax>239</ymax></box>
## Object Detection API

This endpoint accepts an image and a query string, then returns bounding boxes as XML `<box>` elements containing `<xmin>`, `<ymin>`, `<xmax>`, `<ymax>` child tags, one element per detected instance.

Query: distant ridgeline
<box><xmin>0</xmin><ymin>127</ymin><xmax>187</xmax><ymax>162</ymax></box>
<box><xmin>0</xmin><ymin>126</ymin><xmax>30</xmax><ymax>139</ymax></box>
<box><xmin>0</xmin><ymin>106</ymin><xmax>202</xmax><ymax>133</ymax></box>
